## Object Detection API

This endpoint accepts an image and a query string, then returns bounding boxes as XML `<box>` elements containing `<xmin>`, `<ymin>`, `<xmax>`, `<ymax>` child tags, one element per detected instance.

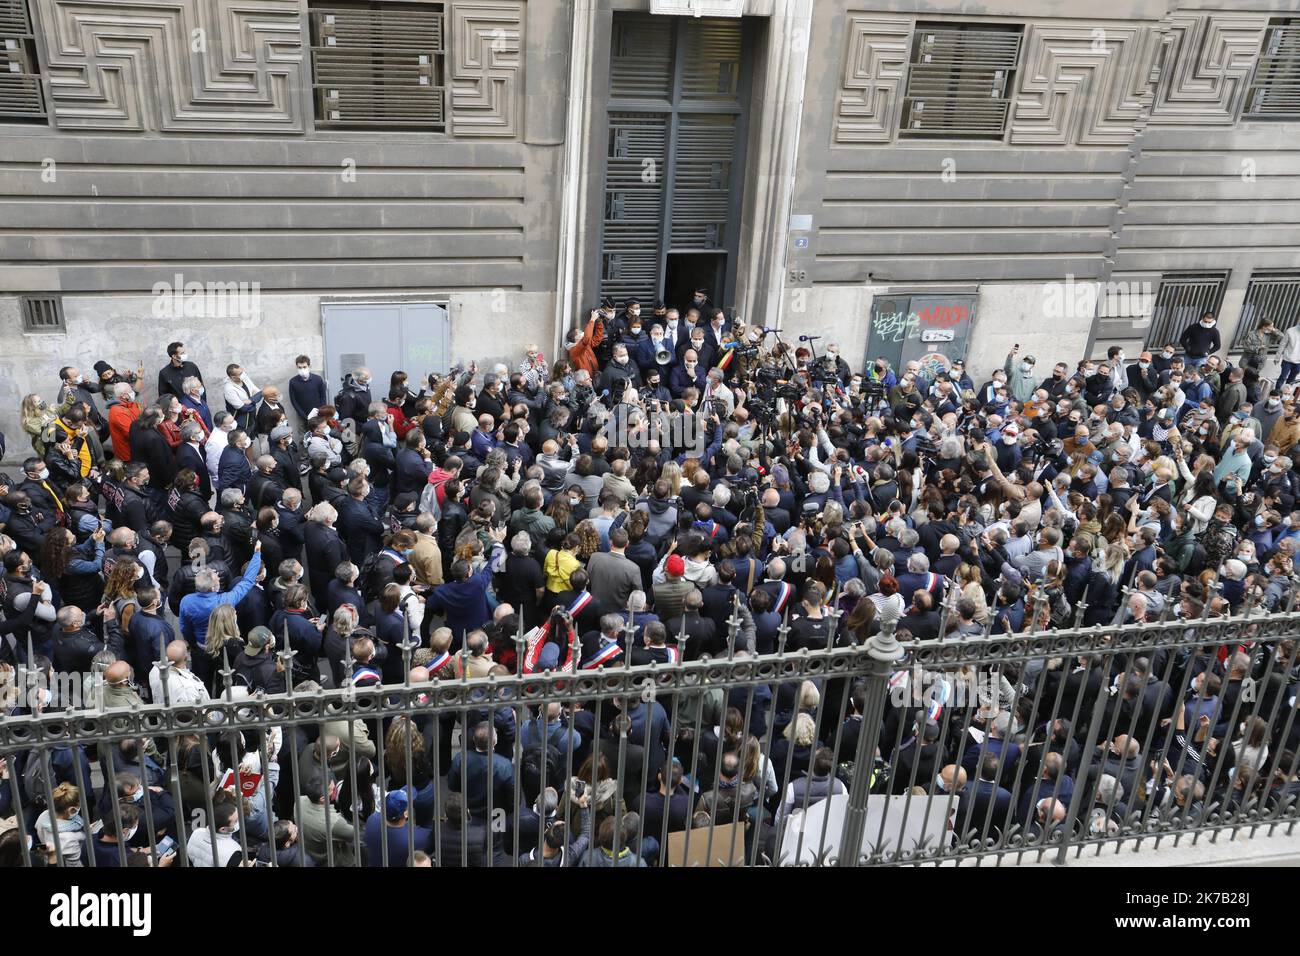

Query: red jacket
<box><xmin>108</xmin><ymin>401</ymin><xmax>142</xmax><ymax>461</ymax></box>
<box><xmin>567</xmin><ymin>314</ymin><xmax>604</xmax><ymax>377</ymax></box>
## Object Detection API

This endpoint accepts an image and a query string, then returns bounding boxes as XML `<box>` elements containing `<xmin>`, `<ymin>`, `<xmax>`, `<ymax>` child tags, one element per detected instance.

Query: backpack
<box><xmin>22</xmin><ymin>751</ymin><xmax>50</xmax><ymax>807</ymax></box>
<box><xmin>418</xmin><ymin>482</ymin><xmax>442</xmax><ymax>519</ymax></box>
<box><xmin>357</xmin><ymin>551</ymin><xmax>386</xmax><ymax>603</ymax></box>
<box><xmin>520</xmin><ymin>731</ymin><xmax>565</xmax><ymax>803</ymax></box>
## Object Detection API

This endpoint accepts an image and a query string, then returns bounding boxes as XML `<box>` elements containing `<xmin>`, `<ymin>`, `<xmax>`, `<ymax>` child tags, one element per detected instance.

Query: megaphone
<box><xmin>655</xmin><ymin>347</ymin><xmax>673</xmax><ymax>365</ymax></box>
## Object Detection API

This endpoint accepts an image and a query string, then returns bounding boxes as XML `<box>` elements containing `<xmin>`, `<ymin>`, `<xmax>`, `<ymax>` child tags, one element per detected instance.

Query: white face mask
<box><xmin>297</xmin><ymin>368</ymin><xmax>311</xmax><ymax>379</ymax></box>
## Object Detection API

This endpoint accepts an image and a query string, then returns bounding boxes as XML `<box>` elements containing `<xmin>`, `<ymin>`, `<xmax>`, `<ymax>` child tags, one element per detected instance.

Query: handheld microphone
<box><xmin>798</xmin><ymin>335</ymin><xmax>822</xmax><ymax>342</ymax></box>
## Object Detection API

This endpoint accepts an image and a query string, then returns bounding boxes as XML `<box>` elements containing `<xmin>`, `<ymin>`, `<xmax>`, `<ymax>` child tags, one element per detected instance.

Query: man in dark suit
<box><xmin>392</xmin><ymin>431</ymin><xmax>433</xmax><ymax>498</ymax></box>
<box><xmin>901</xmin><ymin>590</ymin><xmax>941</xmax><ymax>641</ymax></box>
<box><xmin>700</xmin><ymin>560</ymin><xmax>747</xmax><ymax>638</ymax></box>
<box><xmin>174</xmin><ymin>423</ymin><xmax>211</xmax><ymax>502</ymax></box>
<box><xmin>670</xmin><ymin>590</ymin><xmax>718</xmax><ymax>660</ymax></box>
<box><xmin>891</xmin><ymin>718</ymin><xmax>943</xmax><ymax>794</ymax></box>
<box><xmin>248</xmin><ymin>456</ymin><xmax>286</xmax><ymax>512</ymax></box>
<box><xmin>336</xmin><ymin>476</ymin><xmax>386</xmax><ymax>566</ymax></box>
<box><xmin>955</xmin><ymin>755</ymin><xmax>1014</xmax><ymax>839</ymax></box>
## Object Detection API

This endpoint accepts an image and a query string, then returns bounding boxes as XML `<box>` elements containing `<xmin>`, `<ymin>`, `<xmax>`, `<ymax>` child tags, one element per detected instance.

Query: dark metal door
<box><xmin>598</xmin><ymin>13</ymin><xmax>752</xmax><ymax>312</ymax></box>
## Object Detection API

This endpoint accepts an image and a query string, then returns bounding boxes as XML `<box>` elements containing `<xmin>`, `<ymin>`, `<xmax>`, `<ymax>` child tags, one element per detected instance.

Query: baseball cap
<box><xmin>384</xmin><ymin>788</ymin><xmax>409</xmax><ymax>822</ymax></box>
<box><xmin>999</xmin><ymin>563</ymin><xmax>1024</xmax><ymax>587</ymax></box>
<box><xmin>666</xmin><ymin>555</ymin><xmax>685</xmax><ymax>577</ymax></box>
<box><xmin>245</xmin><ymin>626</ymin><xmax>273</xmax><ymax>656</ymax></box>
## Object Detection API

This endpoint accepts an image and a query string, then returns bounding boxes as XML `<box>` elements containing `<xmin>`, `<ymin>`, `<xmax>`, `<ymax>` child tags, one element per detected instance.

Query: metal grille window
<box><xmin>601</xmin><ymin>113</ymin><xmax>669</xmax><ymax>303</ymax></box>
<box><xmin>1246</xmin><ymin>19</ymin><xmax>1300</xmax><ymax>118</ymax></box>
<box><xmin>309</xmin><ymin>2</ymin><xmax>445</xmax><ymax>130</ymax></box>
<box><xmin>1231</xmin><ymin>273</ymin><xmax>1300</xmax><ymax>347</ymax></box>
<box><xmin>0</xmin><ymin>0</ymin><xmax>45</xmax><ymax>121</ymax></box>
<box><xmin>900</xmin><ymin>23</ymin><xmax>1022</xmax><ymax>140</ymax></box>
<box><xmin>1144</xmin><ymin>272</ymin><xmax>1230</xmax><ymax>350</ymax></box>
<box><xmin>21</xmin><ymin>295</ymin><xmax>65</xmax><ymax>333</ymax></box>
<box><xmin>610</xmin><ymin>15</ymin><xmax>674</xmax><ymax>100</ymax></box>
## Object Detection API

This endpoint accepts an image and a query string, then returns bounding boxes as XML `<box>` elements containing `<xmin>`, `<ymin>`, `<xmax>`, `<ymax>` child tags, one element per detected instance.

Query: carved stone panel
<box><xmin>449</xmin><ymin>1</ymin><xmax>522</xmax><ymax>138</ymax></box>
<box><xmin>1011</xmin><ymin>23</ymin><xmax>1161</xmax><ymax>146</ymax></box>
<box><xmin>832</xmin><ymin>14</ymin><xmax>910</xmax><ymax>145</ymax></box>
<box><xmin>36</xmin><ymin>0</ymin><xmax>304</xmax><ymax>133</ymax></box>
<box><xmin>1147</xmin><ymin>13</ymin><xmax>1268</xmax><ymax>125</ymax></box>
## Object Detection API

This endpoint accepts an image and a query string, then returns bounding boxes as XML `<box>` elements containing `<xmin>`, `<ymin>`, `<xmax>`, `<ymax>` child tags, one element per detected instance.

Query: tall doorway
<box><xmin>598</xmin><ymin>13</ymin><xmax>753</xmax><ymax>317</ymax></box>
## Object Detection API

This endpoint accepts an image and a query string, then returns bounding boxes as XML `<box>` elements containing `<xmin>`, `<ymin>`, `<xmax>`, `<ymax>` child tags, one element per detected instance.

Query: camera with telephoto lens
<box><xmin>913</xmin><ymin>433</ymin><xmax>938</xmax><ymax>457</ymax></box>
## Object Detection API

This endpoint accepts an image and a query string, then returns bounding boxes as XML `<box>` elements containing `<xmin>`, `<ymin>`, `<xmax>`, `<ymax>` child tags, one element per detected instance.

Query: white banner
<box><xmin>777</xmin><ymin>793</ymin><xmax>955</xmax><ymax>866</ymax></box>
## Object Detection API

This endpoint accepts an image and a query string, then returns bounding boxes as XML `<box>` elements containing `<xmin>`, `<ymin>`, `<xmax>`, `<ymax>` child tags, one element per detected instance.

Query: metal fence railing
<box><xmin>2</xmin><ymin>597</ymin><xmax>1298</xmax><ymax>867</ymax></box>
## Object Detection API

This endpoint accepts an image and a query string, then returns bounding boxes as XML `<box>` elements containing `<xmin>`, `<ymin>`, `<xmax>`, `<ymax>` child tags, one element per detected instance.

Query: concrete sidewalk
<box><xmin>971</xmin><ymin>827</ymin><xmax>1300</xmax><ymax>867</ymax></box>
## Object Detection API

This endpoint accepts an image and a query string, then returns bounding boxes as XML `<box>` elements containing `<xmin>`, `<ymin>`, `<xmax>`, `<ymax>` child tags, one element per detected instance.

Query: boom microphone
<box><xmin>798</xmin><ymin>335</ymin><xmax>822</xmax><ymax>342</ymax></box>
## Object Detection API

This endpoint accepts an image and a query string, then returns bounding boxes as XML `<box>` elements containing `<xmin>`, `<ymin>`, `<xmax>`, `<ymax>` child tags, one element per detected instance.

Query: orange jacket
<box><xmin>108</xmin><ymin>401</ymin><xmax>142</xmax><ymax>461</ymax></box>
<box><xmin>567</xmin><ymin>314</ymin><xmax>604</xmax><ymax>377</ymax></box>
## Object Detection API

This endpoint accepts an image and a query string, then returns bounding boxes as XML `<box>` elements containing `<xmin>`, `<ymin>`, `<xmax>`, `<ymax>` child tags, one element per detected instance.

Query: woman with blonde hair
<box><xmin>955</xmin><ymin>563</ymin><xmax>989</xmax><ymax>626</ymax></box>
<box><xmin>770</xmin><ymin>712</ymin><xmax>817</xmax><ymax>794</ymax></box>
<box><xmin>204</xmin><ymin>604</ymin><xmax>244</xmax><ymax>691</ymax></box>
<box><xmin>323</xmin><ymin>604</ymin><xmax>359</xmax><ymax>687</ymax></box>
<box><xmin>21</xmin><ymin>393</ymin><xmax>59</xmax><ymax>455</ymax></box>
<box><xmin>1084</xmin><ymin>542</ymin><xmax>1127</xmax><ymax>626</ymax></box>
<box><xmin>660</xmin><ymin>460</ymin><xmax>683</xmax><ymax>498</ymax></box>
<box><xmin>35</xmin><ymin>782</ymin><xmax>86</xmax><ymax>866</ymax></box>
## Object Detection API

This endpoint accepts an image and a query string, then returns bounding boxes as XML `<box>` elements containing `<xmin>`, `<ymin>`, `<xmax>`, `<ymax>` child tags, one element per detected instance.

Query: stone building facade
<box><xmin>2</xmin><ymin>0</ymin><xmax>1298</xmax><ymax>440</ymax></box>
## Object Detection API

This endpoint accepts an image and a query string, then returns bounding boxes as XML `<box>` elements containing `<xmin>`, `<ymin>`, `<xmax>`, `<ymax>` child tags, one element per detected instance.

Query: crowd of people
<box><xmin>0</xmin><ymin>295</ymin><xmax>1298</xmax><ymax>868</ymax></box>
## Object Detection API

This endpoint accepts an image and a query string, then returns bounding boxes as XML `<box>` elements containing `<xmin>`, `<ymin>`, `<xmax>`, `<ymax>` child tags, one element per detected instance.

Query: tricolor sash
<box><xmin>427</xmin><ymin>650</ymin><xmax>454</xmax><ymax>677</ymax></box>
<box><xmin>771</xmin><ymin>581</ymin><xmax>793</xmax><ymax>614</ymax></box>
<box><xmin>581</xmin><ymin>640</ymin><xmax>623</xmax><ymax>670</ymax></box>
<box><xmin>568</xmin><ymin>590</ymin><xmax>594</xmax><ymax>618</ymax></box>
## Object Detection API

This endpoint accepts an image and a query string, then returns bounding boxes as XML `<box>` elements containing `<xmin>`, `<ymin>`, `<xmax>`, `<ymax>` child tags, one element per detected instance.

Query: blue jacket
<box><xmin>362</xmin><ymin>811</ymin><xmax>432</xmax><ymax>867</ymax></box>
<box><xmin>179</xmin><ymin>550</ymin><xmax>262</xmax><ymax>647</ymax></box>
<box><xmin>180</xmin><ymin>394</ymin><xmax>213</xmax><ymax>430</ymax></box>
<box><xmin>425</xmin><ymin>544</ymin><xmax>505</xmax><ymax>643</ymax></box>
<box><xmin>217</xmin><ymin>444</ymin><xmax>253</xmax><ymax>496</ymax></box>
<box><xmin>269</xmin><ymin>607</ymin><xmax>323</xmax><ymax>669</ymax></box>
<box><xmin>447</xmin><ymin>748</ymin><xmax>515</xmax><ymax>818</ymax></box>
